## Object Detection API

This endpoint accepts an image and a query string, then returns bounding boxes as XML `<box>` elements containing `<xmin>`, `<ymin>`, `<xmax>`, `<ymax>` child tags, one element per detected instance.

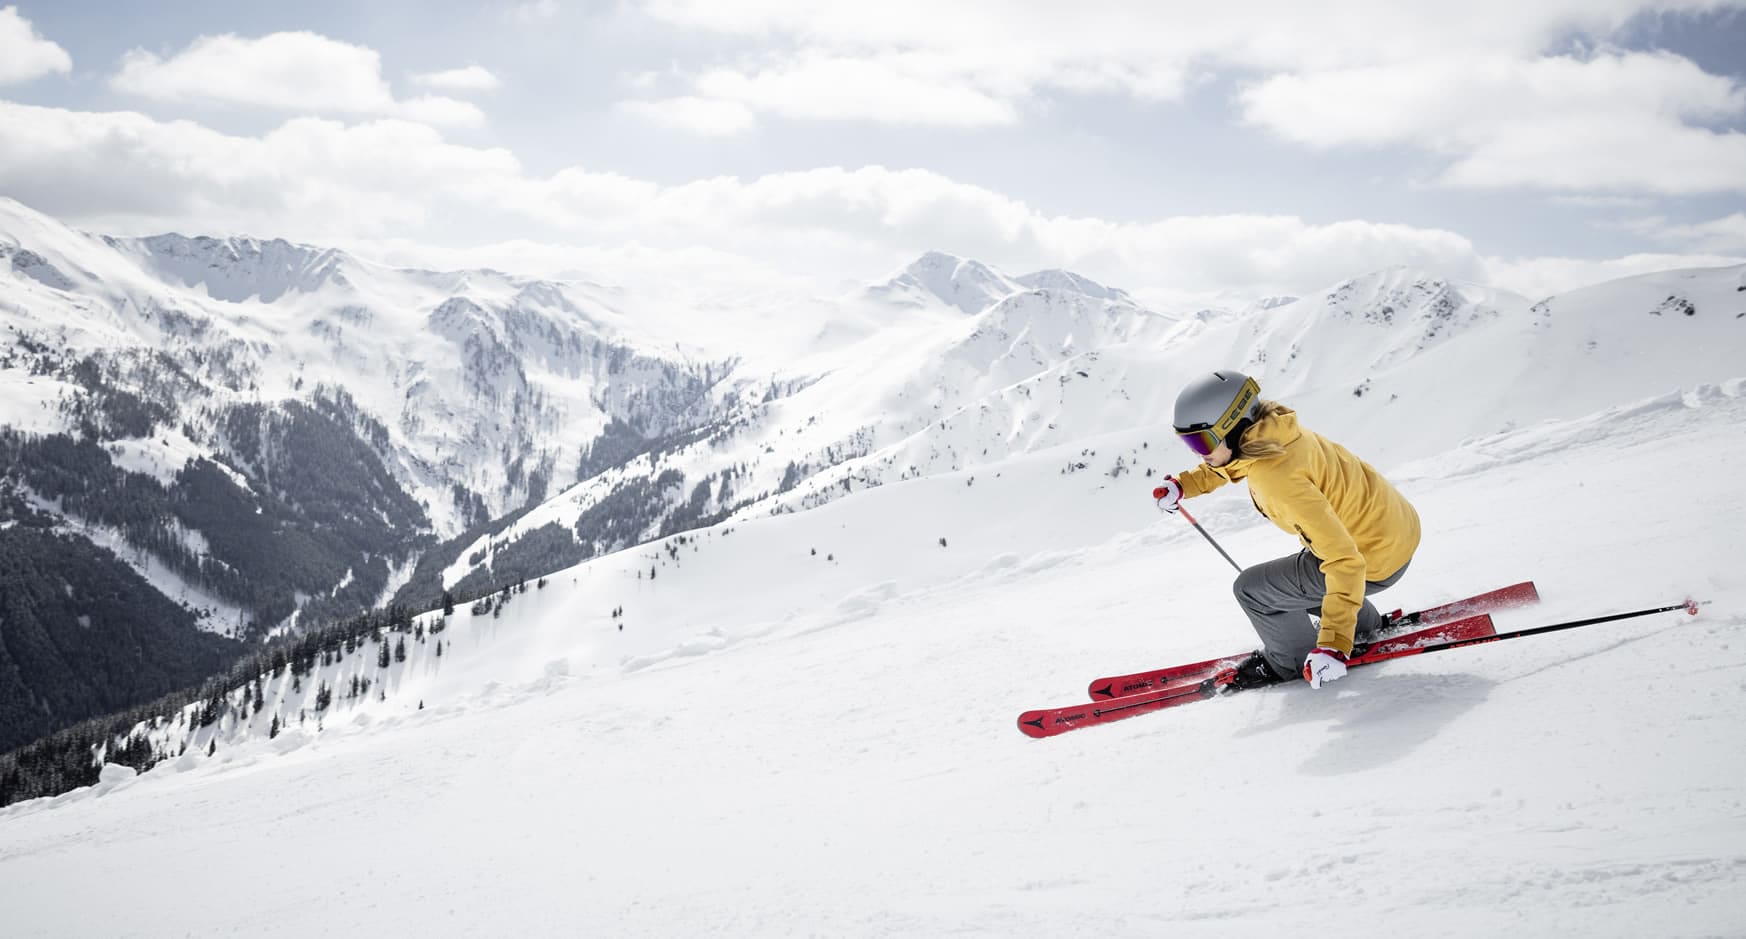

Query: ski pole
<box><xmin>1368</xmin><ymin>599</ymin><xmax>1703</xmax><ymax>662</ymax></box>
<box><xmin>1178</xmin><ymin>504</ymin><xmax>1243</xmax><ymax>574</ymax></box>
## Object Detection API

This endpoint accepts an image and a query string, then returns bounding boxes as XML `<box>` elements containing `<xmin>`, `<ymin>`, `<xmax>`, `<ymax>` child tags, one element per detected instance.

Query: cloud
<box><xmin>1</xmin><ymin>99</ymin><xmax>1731</xmax><ymax>304</ymax></box>
<box><xmin>506</xmin><ymin>0</ymin><xmax>560</xmax><ymax>24</ymax></box>
<box><xmin>1239</xmin><ymin>51</ymin><xmax>1746</xmax><ymax>194</ymax></box>
<box><xmin>413</xmin><ymin>65</ymin><xmax>501</xmax><ymax>92</ymax></box>
<box><xmin>1483</xmin><ymin>251</ymin><xmax>1745</xmax><ymax>298</ymax></box>
<box><xmin>1627</xmin><ymin>212</ymin><xmax>1746</xmax><ymax>253</ymax></box>
<box><xmin>0</xmin><ymin>100</ymin><xmax>517</xmax><ymax>238</ymax></box>
<box><xmin>397</xmin><ymin>96</ymin><xmax>488</xmax><ymax>127</ymax></box>
<box><xmin>628</xmin><ymin>1</ymin><xmax>1746</xmax><ymax>196</ymax></box>
<box><xmin>356</xmin><ymin>235</ymin><xmax>804</xmax><ymax>295</ymax></box>
<box><xmin>693</xmin><ymin>53</ymin><xmax>1024</xmax><ymax>126</ymax></box>
<box><xmin>110</xmin><ymin>31</ymin><xmax>484</xmax><ymax>127</ymax></box>
<box><xmin>637</xmin><ymin>0</ymin><xmax>1739</xmax><ymax>68</ymax></box>
<box><xmin>617</xmin><ymin>96</ymin><xmax>755</xmax><ymax>135</ymax></box>
<box><xmin>621</xmin><ymin>47</ymin><xmax>1181</xmax><ymax>132</ymax></box>
<box><xmin>0</xmin><ymin>5</ymin><xmax>71</xmax><ymax>84</ymax></box>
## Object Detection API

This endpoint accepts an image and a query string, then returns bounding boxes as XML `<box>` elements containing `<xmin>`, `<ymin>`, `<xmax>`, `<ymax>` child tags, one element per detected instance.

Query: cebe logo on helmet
<box><xmin>1173</xmin><ymin>372</ymin><xmax>1260</xmax><ymax>457</ymax></box>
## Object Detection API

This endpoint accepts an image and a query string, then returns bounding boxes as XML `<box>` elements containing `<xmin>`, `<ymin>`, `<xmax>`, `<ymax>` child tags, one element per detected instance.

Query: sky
<box><xmin>1</xmin><ymin>0</ymin><xmax>1744</xmax><ymax>307</ymax></box>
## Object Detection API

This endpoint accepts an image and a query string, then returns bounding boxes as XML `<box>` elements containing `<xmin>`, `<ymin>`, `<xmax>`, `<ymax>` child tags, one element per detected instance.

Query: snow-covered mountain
<box><xmin>8</xmin><ymin>193</ymin><xmax>1744</xmax><ymax>649</ymax></box>
<box><xmin>0</xmin><ymin>201</ymin><xmax>1190</xmax><ymax>748</ymax></box>
<box><xmin>2</xmin><ymin>197</ymin><xmax>753</xmax><ymax>749</ymax></box>
<box><xmin>438</xmin><ymin>258</ymin><xmax>1746</xmax><ymax>606</ymax></box>
<box><xmin>4</xmin><ymin>192</ymin><xmax>1745</xmax><ymax>932</ymax></box>
<box><xmin>3</xmin><ymin>357</ymin><xmax>1743</xmax><ymax>934</ymax></box>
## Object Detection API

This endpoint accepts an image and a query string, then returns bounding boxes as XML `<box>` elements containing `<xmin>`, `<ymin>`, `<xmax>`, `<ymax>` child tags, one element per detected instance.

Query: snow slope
<box><xmin>2</xmin><ymin>375</ymin><xmax>1743</xmax><ymax>936</ymax></box>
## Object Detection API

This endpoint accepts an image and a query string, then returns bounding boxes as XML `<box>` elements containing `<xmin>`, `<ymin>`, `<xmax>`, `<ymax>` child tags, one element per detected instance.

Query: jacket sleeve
<box><xmin>1175</xmin><ymin>464</ymin><xmax>1229</xmax><ymax>498</ymax></box>
<box><xmin>1274</xmin><ymin>471</ymin><xmax>1367</xmax><ymax>655</ymax></box>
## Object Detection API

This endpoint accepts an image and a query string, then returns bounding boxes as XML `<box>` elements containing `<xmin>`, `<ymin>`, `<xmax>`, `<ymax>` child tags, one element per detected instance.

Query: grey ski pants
<box><xmin>1233</xmin><ymin>550</ymin><xmax>1411</xmax><ymax>681</ymax></box>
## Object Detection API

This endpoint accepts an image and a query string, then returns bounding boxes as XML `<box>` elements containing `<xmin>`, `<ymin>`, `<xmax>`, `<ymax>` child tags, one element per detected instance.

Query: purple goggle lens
<box><xmin>1177</xmin><ymin>428</ymin><xmax>1220</xmax><ymax>456</ymax></box>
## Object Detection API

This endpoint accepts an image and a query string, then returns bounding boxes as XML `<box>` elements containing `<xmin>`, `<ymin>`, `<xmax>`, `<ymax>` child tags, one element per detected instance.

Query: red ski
<box><xmin>1085</xmin><ymin>581</ymin><xmax>1539</xmax><ymax>700</ymax></box>
<box><xmin>1019</xmin><ymin>614</ymin><xmax>1498</xmax><ymax>739</ymax></box>
<box><xmin>1019</xmin><ymin>596</ymin><xmax>1701</xmax><ymax>739</ymax></box>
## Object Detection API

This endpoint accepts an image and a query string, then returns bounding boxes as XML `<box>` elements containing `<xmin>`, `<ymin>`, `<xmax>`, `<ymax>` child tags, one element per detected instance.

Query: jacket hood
<box><xmin>1232</xmin><ymin>406</ymin><xmax>1302</xmax><ymax>463</ymax></box>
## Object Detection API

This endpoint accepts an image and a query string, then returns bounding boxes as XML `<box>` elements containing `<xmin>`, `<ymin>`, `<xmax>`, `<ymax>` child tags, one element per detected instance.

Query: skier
<box><xmin>1150</xmin><ymin>371</ymin><xmax>1420</xmax><ymax>691</ymax></box>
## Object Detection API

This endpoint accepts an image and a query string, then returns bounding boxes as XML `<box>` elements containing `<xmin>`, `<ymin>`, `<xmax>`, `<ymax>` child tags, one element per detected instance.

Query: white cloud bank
<box><xmin>0</xmin><ymin>5</ymin><xmax>71</xmax><ymax>85</ymax></box>
<box><xmin>1240</xmin><ymin>51</ymin><xmax>1746</xmax><ymax>194</ymax></box>
<box><xmin>624</xmin><ymin>0</ymin><xmax>1746</xmax><ymax>196</ymax></box>
<box><xmin>4</xmin><ymin>99</ymin><xmax>1735</xmax><ymax>304</ymax></box>
<box><xmin>110</xmin><ymin>31</ymin><xmax>485</xmax><ymax>127</ymax></box>
<box><xmin>1633</xmin><ymin>212</ymin><xmax>1746</xmax><ymax>253</ymax></box>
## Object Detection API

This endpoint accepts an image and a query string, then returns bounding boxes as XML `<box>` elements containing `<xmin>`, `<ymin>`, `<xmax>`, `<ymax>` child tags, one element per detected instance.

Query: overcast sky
<box><xmin>2</xmin><ymin>1</ymin><xmax>1743</xmax><ymax>306</ymax></box>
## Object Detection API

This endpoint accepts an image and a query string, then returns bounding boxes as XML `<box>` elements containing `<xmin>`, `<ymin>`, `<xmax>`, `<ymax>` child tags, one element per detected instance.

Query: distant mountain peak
<box><xmin>864</xmin><ymin>251</ymin><xmax>1020</xmax><ymax>315</ymax></box>
<box><xmin>124</xmin><ymin>232</ymin><xmax>353</xmax><ymax>303</ymax></box>
<box><xmin>868</xmin><ymin>252</ymin><xmax>1141</xmax><ymax>316</ymax></box>
<box><xmin>1013</xmin><ymin>268</ymin><xmax>1132</xmax><ymax>304</ymax></box>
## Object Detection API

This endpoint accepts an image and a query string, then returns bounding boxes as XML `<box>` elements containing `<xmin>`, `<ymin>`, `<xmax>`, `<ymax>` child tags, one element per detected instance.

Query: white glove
<box><xmin>1302</xmin><ymin>648</ymin><xmax>1348</xmax><ymax>688</ymax></box>
<box><xmin>1152</xmin><ymin>477</ymin><xmax>1182</xmax><ymax>514</ymax></box>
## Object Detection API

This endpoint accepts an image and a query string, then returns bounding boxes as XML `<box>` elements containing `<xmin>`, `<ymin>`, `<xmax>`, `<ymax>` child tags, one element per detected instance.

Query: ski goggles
<box><xmin>1174</xmin><ymin>376</ymin><xmax>1260</xmax><ymax>456</ymax></box>
<box><xmin>1175</xmin><ymin>426</ymin><xmax>1224</xmax><ymax>456</ymax></box>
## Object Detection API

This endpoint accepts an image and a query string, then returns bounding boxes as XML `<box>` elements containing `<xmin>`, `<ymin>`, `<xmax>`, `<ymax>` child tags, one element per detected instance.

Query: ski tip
<box><xmin>1088</xmin><ymin>682</ymin><xmax>1116</xmax><ymax>700</ymax></box>
<box><xmin>1017</xmin><ymin>713</ymin><xmax>1049</xmax><ymax>739</ymax></box>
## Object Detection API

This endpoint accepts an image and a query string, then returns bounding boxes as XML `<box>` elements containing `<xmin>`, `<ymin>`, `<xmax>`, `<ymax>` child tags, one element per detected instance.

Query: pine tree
<box><xmin>441</xmin><ymin>590</ymin><xmax>455</xmax><ymax>616</ymax></box>
<box><xmin>269</xmin><ymin>714</ymin><xmax>281</xmax><ymax>739</ymax></box>
<box><xmin>394</xmin><ymin>636</ymin><xmax>407</xmax><ymax>662</ymax></box>
<box><xmin>206</xmin><ymin>738</ymin><xmax>216</xmax><ymax>757</ymax></box>
<box><xmin>378</xmin><ymin>640</ymin><xmax>391</xmax><ymax>669</ymax></box>
<box><xmin>435</xmin><ymin>639</ymin><xmax>444</xmax><ymax>657</ymax></box>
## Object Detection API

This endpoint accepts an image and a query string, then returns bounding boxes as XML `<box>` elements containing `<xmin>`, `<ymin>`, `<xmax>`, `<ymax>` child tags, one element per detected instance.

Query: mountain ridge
<box><xmin>4</xmin><ymin>193</ymin><xmax>1744</xmax><ymax>757</ymax></box>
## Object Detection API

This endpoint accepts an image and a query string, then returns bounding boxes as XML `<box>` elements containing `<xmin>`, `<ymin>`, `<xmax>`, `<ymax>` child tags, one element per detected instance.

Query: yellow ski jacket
<box><xmin>1176</xmin><ymin>407</ymin><xmax>1420</xmax><ymax>655</ymax></box>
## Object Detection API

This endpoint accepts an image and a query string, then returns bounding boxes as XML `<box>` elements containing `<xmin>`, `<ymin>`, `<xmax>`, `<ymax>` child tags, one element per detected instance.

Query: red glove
<box><xmin>1152</xmin><ymin>476</ymin><xmax>1182</xmax><ymax>514</ymax></box>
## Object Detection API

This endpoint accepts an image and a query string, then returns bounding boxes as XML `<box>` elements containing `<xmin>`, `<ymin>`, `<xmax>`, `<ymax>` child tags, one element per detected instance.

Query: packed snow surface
<box><xmin>2</xmin><ymin>375</ymin><xmax>1743</xmax><ymax>936</ymax></box>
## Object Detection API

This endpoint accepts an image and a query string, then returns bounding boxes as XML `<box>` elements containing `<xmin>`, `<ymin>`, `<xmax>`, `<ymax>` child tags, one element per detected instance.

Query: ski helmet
<box><xmin>1173</xmin><ymin>370</ymin><xmax>1261</xmax><ymax>456</ymax></box>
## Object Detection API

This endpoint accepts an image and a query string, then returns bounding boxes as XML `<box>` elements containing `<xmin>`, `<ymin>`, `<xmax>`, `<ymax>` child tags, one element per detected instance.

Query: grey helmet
<box><xmin>1173</xmin><ymin>370</ymin><xmax>1261</xmax><ymax>456</ymax></box>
